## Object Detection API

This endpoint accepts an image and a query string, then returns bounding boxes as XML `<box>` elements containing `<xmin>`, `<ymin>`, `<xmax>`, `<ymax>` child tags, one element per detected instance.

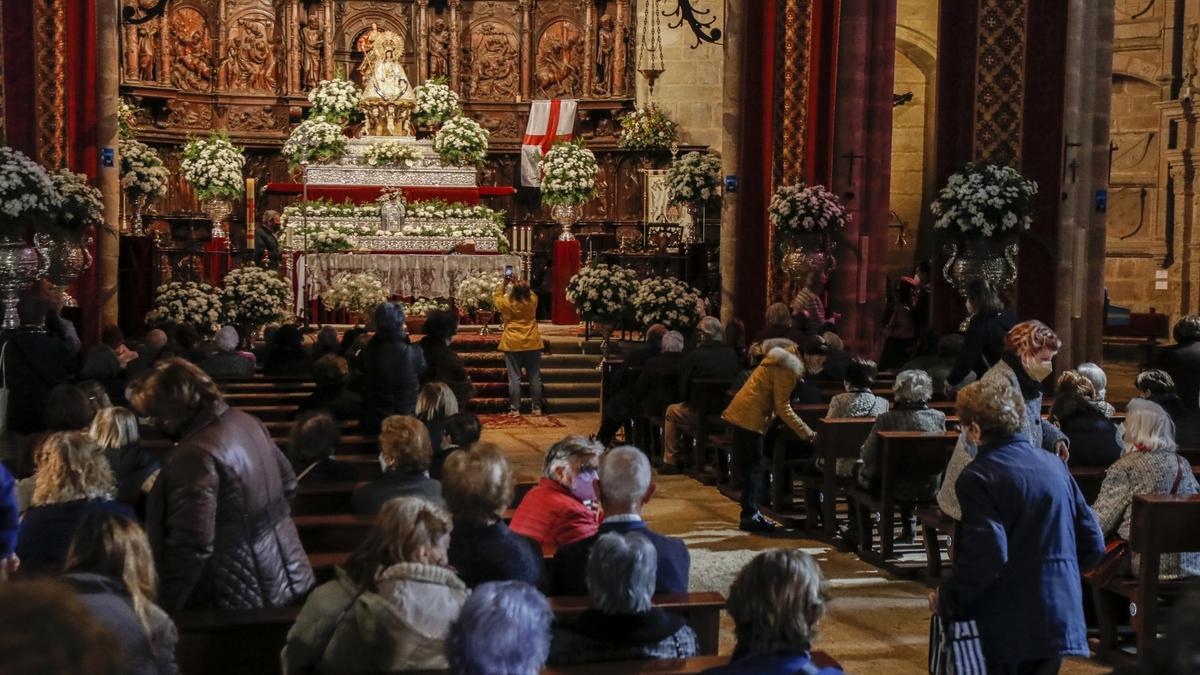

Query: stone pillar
<box><xmin>449</xmin><ymin>0</ymin><xmax>462</xmax><ymax>92</ymax></box>
<box><xmin>519</xmin><ymin>0</ymin><xmax>533</xmax><ymax>98</ymax></box>
<box><xmin>96</xmin><ymin>0</ymin><xmax>121</xmax><ymax>327</ymax></box>
<box><xmin>614</xmin><ymin>0</ymin><xmax>628</xmax><ymax>98</ymax></box>
<box><xmin>719</xmin><ymin>0</ymin><xmax>744</xmax><ymax>322</ymax></box>
<box><xmin>417</xmin><ymin>0</ymin><xmax>429</xmax><ymax>84</ymax></box>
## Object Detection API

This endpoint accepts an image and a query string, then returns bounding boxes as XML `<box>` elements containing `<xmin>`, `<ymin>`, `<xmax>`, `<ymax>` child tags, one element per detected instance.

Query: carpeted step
<box><xmin>543</xmin><ymin>382</ymin><xmax>601</xmax><ymax>398</ymax></box>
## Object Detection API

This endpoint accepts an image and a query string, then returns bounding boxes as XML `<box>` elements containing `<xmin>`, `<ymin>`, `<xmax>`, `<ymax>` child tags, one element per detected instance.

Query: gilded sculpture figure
<box><xmin>358</xmin><ymin>25</ymin><xmax>416</xmax><ymax>136</ymax></box>
<box><xmin>300</xmin><ymin>8</ymin><xmax>324</xmax><ymax>90</ymax></box>
<box><xmin>428</xmin><ymin>18</ymin><xmax>450</xmax><ymax>80</ymax></box>
<box><xmin>595</xmin><ymin>14</ymin><xmax>614</xmax><ymax>96</ymax></box>
<box><xmin>170</xmin><ymin>8</ymin><xmax>212</xmax><ymax>91</ymax></box>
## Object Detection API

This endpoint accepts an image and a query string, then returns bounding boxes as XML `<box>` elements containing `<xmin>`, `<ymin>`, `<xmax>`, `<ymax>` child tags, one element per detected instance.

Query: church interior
<box><xmin>1</xmin><ymin>0</ymin><xmax>1199</xmax><ymax>673</ymax></box>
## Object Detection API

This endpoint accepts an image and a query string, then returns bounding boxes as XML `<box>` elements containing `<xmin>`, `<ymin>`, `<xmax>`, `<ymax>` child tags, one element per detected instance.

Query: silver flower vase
<box><xmin>204</xmin><ymin>199</ymin><xmax>233</xmax><ymax>239</ymax></box>
<box><xmin>0</xmin><ymin>235</ymin><xmax>48</xmax><ymax>330</ymax></box>
<box><xmin>942</xmin><ymin>236</ymin><xmax>1019</xmax><ymax>297</ymax></box>
<box><xmin>34</xmin><ymin>232</ymin><xmax>93</xmax><ymax>308</ymax></box>
<box><xmin>131</xmin><ymin>194</ymin><xmax>147</xmax><ymax>236</ymax></box>
<box><xmin>552</xmin><ymin>203</ymin><xmax>581</xmax><ymax>242</ymax></box>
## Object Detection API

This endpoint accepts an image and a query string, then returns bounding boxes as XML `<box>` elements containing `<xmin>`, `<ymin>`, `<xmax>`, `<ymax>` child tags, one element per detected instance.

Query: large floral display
<box><xmin>180</xmin><ymin>133</ymin><xmax>245</xmax><ymax>202</ymax></box>
<box><xmin>145</xmin><ymin>281</ymin><xmax>225</xmax><ymax>335</ymax></box>
<box><xmin>565</xmin><ymin>264</ymin><xmax>640</xmax><ymax>323</ymax></box>
<box><xmin>221</xmin><ymin>265</ymin><xmax>293</xmax><ymax>329</ymax></box>
<box><xmin>631</xmin><ymin>277</ymin><xmax>704</xmax><ymax>331</ymax></box>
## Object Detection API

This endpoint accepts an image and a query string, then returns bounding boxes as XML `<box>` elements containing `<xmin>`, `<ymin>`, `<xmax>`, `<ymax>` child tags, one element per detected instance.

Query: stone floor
<box><xmin>482</xmin><ymin>411</ymin><xmax>1113</xmax><ymax>674</ymax></box>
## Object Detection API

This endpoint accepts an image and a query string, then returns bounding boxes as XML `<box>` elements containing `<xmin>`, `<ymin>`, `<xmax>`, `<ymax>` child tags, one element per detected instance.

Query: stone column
<box><xmin>719</xmin><ymin>0</ymin><xmax>744</xmax><ymax>322</ymax></box>
<box><xmin>96</xmin><ymin>0</ymin><xmax>121</xmax><ymax>327</ymax></box>
<box><xmin>417</xmin><ymin>0</ymin><xmax>430</xmax><ymax>84</ymax></box>
<box><xmin>449</xmin><ymin>0</ymin><xmax>461</xmax><ymax>92</ymax></box>
<box><xmin>519</xmin><ymin>0</ymin><xmax>533</xmax><ymax>98</ymax></box>
<box><xmin>614</xmin><ymin>0</ymin><xmax>628</xmax><ymax>98</ymax></box>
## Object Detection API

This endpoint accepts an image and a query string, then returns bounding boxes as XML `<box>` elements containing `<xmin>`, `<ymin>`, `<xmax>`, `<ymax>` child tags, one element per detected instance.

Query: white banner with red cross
<box><xmin>520</xmin><ymin>99</ymin><xmax>578</xmax><ymax>187</ymax></box>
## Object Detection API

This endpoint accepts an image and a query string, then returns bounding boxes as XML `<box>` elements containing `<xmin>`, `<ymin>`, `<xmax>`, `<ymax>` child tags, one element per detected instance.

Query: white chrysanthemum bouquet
<box><xmin>283</xmin><ymin>118</ymin><xmax>347</xmax><ymax>168</ymax></box>
<box><xmin>618</xmin><ymin>105</ymin><xmax>679</xmax><ymax>151</ymax></box>
<box><xmin>221</xmin><ymin>265</ymin><xmax>292</xmax><ymax>328</ymax></box>
<box><xmin>321</xmin><ymin>272</ymin><xmax>389</xmax><ymax>316</ymax></box>
<box><xmin>456</xmin><ymin>272</ymin><xmax>502</xmax><ymax>312</ymax></box>
<box><xmin>180</xmin><ymin>133</ymin><xmax>245</xmax><ymax>202</ymax></box>
<box><xmin>406</xmin><ymin>297</ymin><xmax>451</xmax><ymax>317</ymax></box>
<box><xmin>413</xmin><ymin>79</ymin><xmax>461</xmax><ymax>129</ymax></box>
<box><xmin>769</xmin><ymin>184</ymin><xmax>849</xmax><ymax>236</ymax></box>
<box><xmin>433</xmin><ymin>115</ymin><xmax>491</xmax><ymax>167</ymax></box>
<box><xmin>0</xmin><ymin>146</ymin><xmax>62</xmax><ymax>237</ymax></box>
<box><xmin>46</xmin><ymin>169</ymin><xmax>103</xmax><ymax>242</ymax></box>
<box><xmin>931</xmin><ymin>162</ymin><xmax>1038</xmax><ymax>237</ymax></box>
<box><xmin>540</xmin><ymin>140</ymin><xmax>599</xmax><ymax>207</ymax></box>
<box><xmin>119</xmin><ymin>139</ymin><xmax>170</xmax><ymax>202</ymax></box>
<box><xmin>308</xmin><ymin>77</ymin><xmax>362</xmax><ymax>123</ymax></box>
<box><xmin>364</xmin><ymin>140</ymin><xmax>422</xmax><ymax>167</ymax></box>
<box><xmin>666</xmin><ymin>151</ymin><xmax>722</xmax><ymax>206</ymax></box>
<box><xmin>145</xmin><ymin>281</ymin><xmax>225</xmax><ymax>335</ymax></box>
<box><xmin>565</xmin><ymin>263</ymin><xmax>639</xmax><ymax>323</ymax></box>
<box><xmin>632</xmin><ymin>276</ymin><xmax>703</xmax><ymax>331</ymax></box>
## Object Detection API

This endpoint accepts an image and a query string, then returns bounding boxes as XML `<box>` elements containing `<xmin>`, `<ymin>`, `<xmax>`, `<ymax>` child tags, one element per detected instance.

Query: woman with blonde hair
<box><xmin>416</xmin><ymin>381</ymin><xmax>459</xmax><ymax>459</ymax></box>
<box><xmin>352</xmin><ymin>415</ymin><xmax>443</xmax><ymax>514</ymax></box>
<box><xmin>1092</xmin><ymin>399</ymin><xmax>1200</xmax><ymax>579</ymax></box>
<box><xmin>90</xmin><ymin>406</ymin><xmax>159</xmax><ymax>503</ymax></box>
<box><xmin>63</xmin><ymin>512</ymin><xmax>179</xmax><ymax>675</ymax></box>
<box><xmin>494</xmin><ymin>278</ymin><xmax>544</xmax><ymax>416</ymax></box>
<box><xmin>15</xmin><ymin>432</ymin><xmax>133</xmax><ymax>572</ymax></box>
<box><xmin>285</xmin><ymin>496</ymin><xmax>469</xmax><ymax>674</ymax></box>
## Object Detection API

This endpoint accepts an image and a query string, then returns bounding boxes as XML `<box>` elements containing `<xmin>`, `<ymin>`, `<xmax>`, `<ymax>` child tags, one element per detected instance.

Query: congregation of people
<box><xmin>1</xmin><ymin>273</ymin><xmax>1200</xmax><ymax>675</ymax></box>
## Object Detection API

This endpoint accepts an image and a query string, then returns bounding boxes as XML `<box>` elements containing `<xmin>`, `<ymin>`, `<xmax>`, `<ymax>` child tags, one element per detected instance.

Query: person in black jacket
<box><xmin>661</xmin><ymin>318</ymin><xmax>742</xmax><ymax>472</ymax></box>
<box><xmin>417</xmin><ymin>382</ymin><xmax>459</xmax><ymax>460</ymax></box>
<box><xmin>431</xmin><ymin>412</ymin><xmax>481</xmax><ymax>480</ymax></box>
<box><xmin>1</xmin><ymin>297</ymin><xmax>74</xmax><ymax>436</ymax></box>
<box><xmin>296</xmin><ymin>355</ymin><xmax>362</xmax><ymax>421</ymax></box>
<box><xmin>80</xmin><ymin>345</ymin><xmax>128</xmax><ymax>406</ymax></box>
<box><xmin>262</xmin><ymin>324</ymin><xmax>312</xmax><ymax>376</ymax></box>
<box><xmin>418</xmin><ymin>309</ymin><xmax>473</xmax><ymax>409</ymax></box>
<box><xmin>288</xmin><ymin>410</ymin><xmax>358</xmax><ymax>484</ymax></box>
<box><xmin>1135</xmin><ymin>369</ymin><xmax>1200</xmax><ymax>446</ymax></box>
<box><xmin>1157</xmin><ymin>315</ymin><xmax>1200</xmax><ymax>410</ymax></box>
<box><xmin>1050</xmin><ymin>371</ymin><xmax>1122</xmax><ymax>469</ymax></box>
<box><xmin>443</xmin><ymin>443</ymin><xmax>542</xmax><ymax>588</ymax></box>
<box><xmin>596</xmin><ymin>324</ymin><xmax>666</xmax><ymax>446</ymax></box>
<box><xmin>351</xmin><ymin>415</ymin><xmax>443</xmax><ymax>514</ymax></box>
<box><xmin>634</xmin><ymin>331</ymin><xmax>686</xmax><ymax>422</ymax></box>
<box><xmin>945</xmin><ymin>279</ymin><xmax>1018</xmax><ymax>395</ymax></box>
<box><xmin>359</xmin><ymin>302</ymin><xmax>426</xmax><ymax>432</ymax></box>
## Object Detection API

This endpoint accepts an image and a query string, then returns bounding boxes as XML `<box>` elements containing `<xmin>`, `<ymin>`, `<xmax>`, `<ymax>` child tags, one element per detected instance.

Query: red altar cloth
<box><xmin>205</xmin><ymin>237</ymin><xmax>232</xmax><ymax>286</ymax></box>
<box><xmin>263</xmin><ymin>183</ymin><xmax>515</xmax><ymax>205</ymax></box>
<box><xmin>552</xmin><ymin>239</ymin><xmax>580</xmax><ymax>325</ymax></box>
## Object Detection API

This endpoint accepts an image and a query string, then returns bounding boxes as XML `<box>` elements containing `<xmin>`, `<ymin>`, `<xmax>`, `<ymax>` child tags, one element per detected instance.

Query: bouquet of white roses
<box><xmin>283</xmin><ymin>118</ymin><xmax>347</xmax><ymax>168</ymax></box>
<box><xmin>321</xmin><ymin>272</ymin><xmax>388</xmax><ymax>316</ymax></box>
<box><xmin>456</xmin><ymin>272</ymin><xmax>502</xmax><ymax>311</ymax></box>
<box><xmin>769</xmin><ymin>183</ymin><xmax>849</xmax><ymax>236</ymax></box>
<box><xmin>119</xmin><ymin>139</ymin><xmax>170</xmax><ymax>202</ymax></box>
<box><xmin>540</xmin><ymin>140</ymin><xmax>599</xmax><ymax>207</ymax></box>
<box><xmin>666</xmin><ymin>151</ymin><xmax>722</xmax><ymax>206</ymax></box>
<box><xmin>221</xmin><ymin>265</ymin><xmax>292</xmax><ymax>328</ymax></box>
<box><xmin>565</xmin><ymin>263</ymin><xmax>639</xmax><ymax>322</ymax></box>
<box><xmin>433</xmin><ymin>115</ymin><xmax>490</xmax><ymax>167</ymax></box>
<box><xmin>632</xmin><ymin>276</ymin><xmax>703</xmax><ymax>331</ymax></box>
<box><xmin>364</xmin><ymin>140</ymin><xmax>422</xmax><ymax>167</ymax></box>
<box><xmin>618</xmin><ymin>105</ymin><xmax>678</xmax><ymax>151</ymax></box>
<box><xmin>180</xmin><ymin>133</ymin><xmax>245</xmax><ymax>202</ymax></box>
<box><xmin>406</xmin><ymin>297</ymin><xmax>451</xmax><ymax>317</ymax></box>
<box><xmin>308</xmin><ymin>77</ymin><xmax>362</xmax><ymax>123</ymax></box>
<box><xmin>0</xmin><ymin>146</ymin><xmax>61</xmax><ymax>237</ymax></box>
<box><xmin>145</xmin><ymin>281</ymin><xmax>224</xmax><ymax>335</ymax></box>
<box><xmin>413</xmin><ymin>80</ymin><xmax>461</xmax><ymax>128</ymax></box>
<box><xmin>47</xmin><ymin>169</ymin><xmax>103</xmax><ymax>241</ymax></box>
<box><xmin>931</xmin><ymin>162</ymin><xmax>1038</xmax><ymax>237</ymax></box>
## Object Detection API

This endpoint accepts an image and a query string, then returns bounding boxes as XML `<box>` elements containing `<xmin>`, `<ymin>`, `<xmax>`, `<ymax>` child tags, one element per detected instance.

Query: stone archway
<box><xmin>889</xmin><ymin>18</ymin><xmax>939</xmax><ymax>279</ymax></box>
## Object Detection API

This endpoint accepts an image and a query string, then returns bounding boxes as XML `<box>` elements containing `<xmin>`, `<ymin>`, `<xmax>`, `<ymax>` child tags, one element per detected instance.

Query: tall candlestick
<box><xmin>245</xmin><ymin>178</ymin><xmax>256</xmax><ymax>251</ymax></box>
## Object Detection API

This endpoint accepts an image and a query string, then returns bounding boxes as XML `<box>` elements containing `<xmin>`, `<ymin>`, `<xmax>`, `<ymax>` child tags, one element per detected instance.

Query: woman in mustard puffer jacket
<box><xmin>722</xmin><ymin>339</ymin><xmax>816</xmax><ymax>532</ymax></box>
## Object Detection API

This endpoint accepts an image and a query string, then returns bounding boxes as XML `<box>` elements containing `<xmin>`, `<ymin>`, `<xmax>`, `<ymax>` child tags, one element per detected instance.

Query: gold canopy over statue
<box><xmin>358</xmin><ymin>24</ymin><xmax>416</xmax><ymax>137</ymax></box>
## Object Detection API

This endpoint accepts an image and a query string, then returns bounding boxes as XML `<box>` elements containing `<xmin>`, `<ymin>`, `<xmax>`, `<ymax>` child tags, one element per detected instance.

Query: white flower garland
<box><xmin>180</xmin><ymin>133</ymin><xmax>245</xmax><ymax>202</ymax></box>
<box><xmin>283</xmin><ymin>118</ymin><xmax>347</xmax><ymax>168</ymax></box>
<box><xmin>145</xmin><ymin>281</ymin><xmax>225</xmax><ymax>335</ymax></box>
<box><xmin>308</xmin><ymin>78</ymin><xmax>362</xmax><ymax>122</ymax></box>
<box><xmin>413</xmin><ymin>81</ymin><xmax>461</xmax><ymax>128</ymax></box>
<box><xmin>221</xmin><ymin>265</ymin><xmax>292</xmax><ymax>327</ymax></box>
<box><xmin>118</xmin><ymin>139</ymin><xmax>169</xmax><ymax>202</ymax></box>
<box><xmin>456</xmin><ymin>272</ymin><xmax>502</xmax><ymax>311</ymax></box>
<box><xmin>632</xmin><ymin>276</ymin><xmax>703</xmax><ymax>331</ymax></box>
<box><xmin>931</xmin><ymin>162</ymin><xmax>1038</xmax><ymax>237</ymax></box>
<box><xmin>666</xmin><ymin>151</ymin><xmax>721</xmax><ymax>206</ymax></box>
<box><xmin>0</xmin><ymin>146</ymin><xmax>61</xmax><ymax>235</ymax></box>
<box><xmin>433</xmin><ymin>116</ymin><xmax>490</xmax><ymax>167</ymax></box>
<box><xmin>364</xmin><ymin>140</ymin><xmax>422</xmax><ymax>167</ymax></box>
<box><xmin>565</xmin><ymin>264</ymin><xmax>639</xmax><ymax>322</ymax></box>
<box><xmin>321</xmin><ymin>272</ymin><xmax>389</xmax><ymax>316</ymax></box>
<box><xmin>540</xmin><ymin>140</ymin><xmax>599</xmax><ymax>207</ymax></box>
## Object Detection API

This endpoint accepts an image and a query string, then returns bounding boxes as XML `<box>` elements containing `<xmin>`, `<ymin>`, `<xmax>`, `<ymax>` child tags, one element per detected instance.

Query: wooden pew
<box><xmin>294</xmin><ymin>478</ymin><xmax>537</xmax><ymax>517</ymax></box>
<box><xmin>140</xmin><ymin>434</ymin><xmax>379</xmax><ymax>455</ymax></box>
<box><xmin>814</xmin><ymin>418</ymin><xmax>876</xmax><ymax>538</ymax></box>
<box><xmin>1088</xmin><ymin>494</ymin><xmax>1200</xmax><ymax>660</ymax></box>
<box><xmin>682</xmin><ymin>378</ymin><xmax>734</xmax><ymax>484</ymax></box>
<box><xmin>848</xmin><ymin>431</ymin><xmax>957</xmax><ymax>564</ymax></box>
<box><xmin>548</xmin><ymin>592</ymin><xmax>725</xmax><ymax>656</ymax></box>
<box><xmin>544</xmin><ymin>652</ymin><xmax>840</xmax><ymax>675</ymax></box>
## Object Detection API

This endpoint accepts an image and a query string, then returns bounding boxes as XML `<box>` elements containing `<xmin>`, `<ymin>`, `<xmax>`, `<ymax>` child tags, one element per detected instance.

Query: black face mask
<box><xmin>154</xmin><ymin>417</ymin><xmax>185</xmax><ymax>442</ymax></box>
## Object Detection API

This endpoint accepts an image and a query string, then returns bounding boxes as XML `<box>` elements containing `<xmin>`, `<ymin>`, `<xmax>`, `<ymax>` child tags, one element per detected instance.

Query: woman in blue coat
<box><xmin>933</xmin><ymin>378</ymin><xmax>1105</xmax><ymax>674</ymax></box>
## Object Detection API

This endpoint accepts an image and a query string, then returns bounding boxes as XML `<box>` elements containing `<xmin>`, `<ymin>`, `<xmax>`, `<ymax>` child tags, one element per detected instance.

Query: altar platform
<box><xmin>264</xmin><ymin>183</ymin><xmax>515</xmax><ymax>206</ymax></box>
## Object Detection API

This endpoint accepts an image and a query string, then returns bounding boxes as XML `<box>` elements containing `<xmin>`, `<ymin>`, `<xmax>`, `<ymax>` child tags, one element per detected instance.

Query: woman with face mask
<box><xmin>937</xmin><ymin>320</ymin><xmax>1071</xmax><ymax>521</ymax></box>
<box><xmin>508</xmin><ymin>435</ymin><xmax>601</xmax><ymax>549</ymax></box>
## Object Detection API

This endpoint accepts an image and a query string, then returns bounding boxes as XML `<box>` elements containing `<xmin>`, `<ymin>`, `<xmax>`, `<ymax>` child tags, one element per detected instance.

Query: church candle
<box><xmin>245</xmin><ymin>178</ymin><xmax>256</xmax><ymax>248</ymax></box>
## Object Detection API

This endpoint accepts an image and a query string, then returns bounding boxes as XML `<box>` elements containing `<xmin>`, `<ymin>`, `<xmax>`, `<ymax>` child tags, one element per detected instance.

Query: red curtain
<box><xmin>1</xmin><ymin>0</ymin><xmax>35</xmax><ymax>155</ymax></box>
<box><xmin>65</xmin><ymin>0</ymin><xmax>100</xmax><ymax>346</ymax></box>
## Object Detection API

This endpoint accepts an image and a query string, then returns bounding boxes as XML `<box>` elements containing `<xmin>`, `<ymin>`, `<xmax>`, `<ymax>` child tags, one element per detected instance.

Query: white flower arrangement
<box><xmin>282</xmin><ymin>118</ymin><xmax>347</xmax><ymax>168</ymax></box>
<box><xmin>618</xmin><ymin>105</ymin><xmax>679</xmax><ymax>151</ymax></box>
<box><xmin>0</xmin><ymin>146</ymin><xmax>62</xmax><ymax>236</ymax></box>
<box><xmin>632</xmin><ymin>276</ymin><xmax>703</xmax><ymax>331</ymax></box>
<box><xmin>413</xmin><ymin>80</ymin><xmax>461</xmax><ymax>129</ymax></box>
<box><xmin>666</xmin><ymin>151</ymin><xmax>722</xmax><ymax>206</ymax></box>
<box><xmin>145</xmin><ymin>281</ymin><xmax>224</xmax><ymax>335</ymax></box>
<box><xmin>221</xmin><ymin>265</ymin><xmax>292</xmax><ymax>328</ymax></box>
<box><xmin>769</xmin><ymin>183</ymin><xmax>849</xmax><ymax>236</ymax></box>
<box><xmin>540</xmin><ymin>140</ymin><xmax>599</xmax><ymax>207</ymax></box>
<box><xmin>456</xmin><ymin>272</ymin><xmax>502</xmax><ymax>311</ymax></box>
<box><xmin>119</xmin><ymin>139</ymin><xmax>170</xmax><ymax>202</ymax></box>
<box><xmin>281</xmin><ymin>200</ymin><xmax>381</xmax><ymax>225</ymax></box>
<box><xmin>364</xmin><ymin>140</ymin><xmax>422</xmax><ymax>167</ymax></box>
<box><xmin>931</xmin><ymin>162</ymin><xmax>1038</xmax><ymax>237</ymax></box>
<box><xmin>117</xmin><ymin>100</ymin><xmax>138</xmax><ymax>140</ymax></box>
<box><xmin>285</xmin><ymin>218</ymin><xmax>383</xmax><ymax>253</ymax></box>
<box><xmin>321</xmin><ymin>272</ymin><xmax>388</xmax><ymax>316</ymax></box>
<box><xmin>565</xmin><ymin>263</ymin><xmax>639</xmax><ymax>322</ymax></box>
<box><xmin>406</xmin><ymin>297</ymin><xmax>451</xmax><ymax>317</ymax></box>
<box><xmin>48</xmin><ymin>169</ymin><xmax>103</xmax><ymax>241</ymax></box>
<box><xmin>180</xmin><ymin>133</ymin><xmax>245</xmax><ymax>202</ymax></box>
<box><xmin>433</xmin><ymin>115</ymin><xmax>490</xmax><ymax>167</ymax></box>
<box><xmin>308</xmin><ymin>77</ymin><xmax>362</xmax><ymax>123</ymax></box>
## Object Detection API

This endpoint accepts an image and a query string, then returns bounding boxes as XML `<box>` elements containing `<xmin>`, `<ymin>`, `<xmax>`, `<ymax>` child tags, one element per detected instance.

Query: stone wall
<box><xmin>634</xmin><ymin>0</ymin><xmax>725</xmax><ymax>150</ymax></box>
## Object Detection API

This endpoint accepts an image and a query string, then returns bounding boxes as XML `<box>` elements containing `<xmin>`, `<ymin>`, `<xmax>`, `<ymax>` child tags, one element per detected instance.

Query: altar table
<box><xmin>292</xmin><ymin>251</ymin><xmax>521</xmax><ymax>316</ymax></box>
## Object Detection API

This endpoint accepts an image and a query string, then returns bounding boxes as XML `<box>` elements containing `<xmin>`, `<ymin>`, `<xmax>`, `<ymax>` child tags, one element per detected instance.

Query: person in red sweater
<box><xmin>509</xmin><ymin>436</ymin><xmax>602</xmax><ymax>549</ymax></box>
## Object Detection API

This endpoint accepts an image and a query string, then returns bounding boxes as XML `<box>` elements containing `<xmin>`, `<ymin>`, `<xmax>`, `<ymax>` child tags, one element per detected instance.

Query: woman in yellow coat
<box><xmin>494</xmin><ymin>279</ymin><xmax>545</xmax><ymax>415</ymax></box>
<box><xmin>722</xmin><ymin>339</ymin><xmax>816</xmax><ymax>532</ymax></box>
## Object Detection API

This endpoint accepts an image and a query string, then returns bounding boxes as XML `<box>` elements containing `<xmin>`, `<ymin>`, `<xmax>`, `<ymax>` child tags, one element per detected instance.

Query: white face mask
<box><xmin>378</xmin><ymin>454</ymin><xmax>390</xmax><ymax>472</ymax></box>
<box><xmin>1021</xmin><ymin>353</ymin><xmax>1054</xmax><ymax>382</ymax></box>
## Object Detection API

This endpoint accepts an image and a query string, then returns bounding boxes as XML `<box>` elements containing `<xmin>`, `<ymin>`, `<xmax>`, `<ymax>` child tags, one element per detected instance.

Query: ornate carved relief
<box><xmin>219</xmin><ymin>4</ymin><xmax>278</xmax><ymax>93</ymax></box>
<box><xmin>534</xmin><ymin>19</ymin><xmax>584</xmax><ymax>98</ymax></box>
<box><xmin>428</xmin><ymin>17</ymin><xmax>451</xmax><ymax>79</ymax></box>
<box><xmin>165</xmin><ymin>99</ymin><xmax>215</xmax><ymax>128</ymax></box>
<box><xmin>34</xmin><ymin>0</ymin><xmax>67</xmax><ymax>168</ymax></box>
<box><xmin>779</xmin><ymin>0</ymin><xmax>813</xmax><ymax>186</ymax></box>
<box><xmin>475</xmin><ymin>111</ymin><xmax>523</xmax><ymax>139</ymax></box>
<box><xmin>170</xmin><ymin>7</ymin><xmax>214</xmax><ymax>91</ymax></box>
<box><xmin>227</xmin><ymin>105</ymin><xmax>282</xmax><ymax>131</ymax></box>
<box><xmin>466</xmin><ymin>22</ymin><xmax>520</xmax><ymax>100</ymax></box>
<box><xmin>300</xmin><ymin>4</ymin><xmax>326</xmax><ymax>90</ymax></box>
